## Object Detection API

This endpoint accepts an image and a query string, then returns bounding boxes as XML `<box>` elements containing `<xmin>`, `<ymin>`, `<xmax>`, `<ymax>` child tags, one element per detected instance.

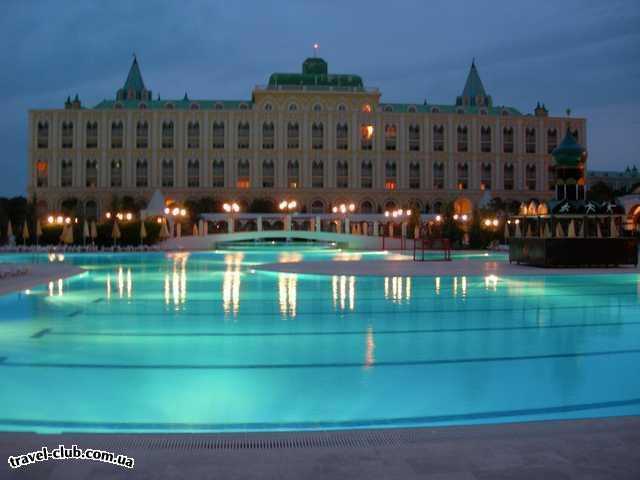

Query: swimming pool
<box><xmin>0</xmin><ymin>249</ymin><xmax>639</xmax><ymax>433</ymax></box>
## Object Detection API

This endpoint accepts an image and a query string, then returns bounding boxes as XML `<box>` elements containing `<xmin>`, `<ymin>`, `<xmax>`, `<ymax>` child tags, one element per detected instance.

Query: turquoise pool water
<box><xmin>0</xmin><ymin>249</ymin><xmax>639</xmax><ymax>433</ymax></box>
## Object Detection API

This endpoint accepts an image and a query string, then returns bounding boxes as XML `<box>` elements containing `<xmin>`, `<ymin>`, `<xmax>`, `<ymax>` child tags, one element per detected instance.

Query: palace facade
<box><xmin>27</xmin><ymin>56</ymin><xmax>585</xmax><ymax>218</ymax></box>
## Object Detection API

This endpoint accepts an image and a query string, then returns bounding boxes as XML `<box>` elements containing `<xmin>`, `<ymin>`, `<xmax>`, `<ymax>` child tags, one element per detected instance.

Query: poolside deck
<box><xmin>1</xmin><ymin>416</ymin><xmax>639</xmax><ymax>479</ymax></box>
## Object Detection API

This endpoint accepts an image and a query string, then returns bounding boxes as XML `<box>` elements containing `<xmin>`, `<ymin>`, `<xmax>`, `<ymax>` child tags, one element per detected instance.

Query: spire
<box><xmin>116</xmin><ymin>56</ymin><xmax>151</xmax><ymax>101</ymax></box>
<box><xmin>456</xmin><ymin>60</ymin><xmax>491</xmax><ymax>107</ymax></box>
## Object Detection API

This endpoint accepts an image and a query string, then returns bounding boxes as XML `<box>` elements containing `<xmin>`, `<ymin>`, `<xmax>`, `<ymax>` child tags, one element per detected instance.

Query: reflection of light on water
<box><xmin>48</xmin><ymin>281</ymin><xmax>54</xmax><ymax>296</ymax></box>
<box><xmin>332</xmin><ymin>275</ymin><xmax>355</xmax><ymax>310</ymax></box>
<box><xmin>364</xmin><ymin>326</ymin><xmax>375</xmax><ymax>369</ymax></box>
<box><xmin>435</xmin><ymin>277</ymin><xmax>441</xmax><ymax>295</ymax></box>
<box><xmin>278</xmin><ymin>273</ymin><xmax>298</xmax><ymax>317</ymax></box>
<box><xmin>115</xmin><ymin>267</ymin><xmax>133</xmax><ymax>299</ymax></box>
<box><xmin>57</xmin><ymin>278</ymin><xmax>63</xmax><ymax>296</ymax></box>
<box><xmin>452</xmin><ymin>276</ymin><xmax>468</xmax><ymax>297</ymax></box>
<box><xmin>384</xmin><ymin>276</ymin><xmax>411</xmax><ymax>303</ymax></box>
<box><xmin>461</xmin><ymin>276</ymin><xmax>467</xmax><ymax>297</ymax></box>
<box><xmin>222</xmin><ymin>253</ymin><xmax>243</xmax><ymax>315</ymax></box>
<box><xmin>106</xmin><ymin>273</ymin><xmax>112</xmax><ymax>299</ymax></box>
<box><xmin>278</xmin><ymin>252</ymin><xmax>302</xmax><ymax>263</ymax></box>
<box><xmin>164</xmin><ymin>253</ymin><xmax>189</xmax><ymax>307</ymax></box>
<box><xmin>484</xmin><ymin>274</ymin><xmax>498</xmax><ymax>291</ymax></box>
<box><xmin>117</xmin><ymin>267</ymin><xmax>124</xmax><ymax>298</ymax></box>
<box><xmin>333</xmin><ymin>252</ymin><xmax>363</xmax><ymax>262</ymax></box>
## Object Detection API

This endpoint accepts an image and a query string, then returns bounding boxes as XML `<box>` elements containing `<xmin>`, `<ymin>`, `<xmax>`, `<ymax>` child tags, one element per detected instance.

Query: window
<box><xmin>385</xmin><ymin>161</ymin><xmax>397</xmax><ymax>190</ymax></box>
<box><xmin>383</xmin><ymin>105</ymin><xmax>393</xmax><ymax>112</ymax></box>
<box><xmin>287</xmin><ymin>122</ymin><xmax>299</xmax><ymax>149</ymax></box>
<box><xmin>190</xmin><ymin>103</ymin><xmax>199</xmax><ymax>110</ymax></box>
<box><xmin>262</xmin><ymin>122</ymin><xmax>275</xmax><ymax>149</ymax></box>
<box><xmin>336</xmin><ymin>161</ymin><xmax>348</xmax><ymax>188</ymax></box>
<box><xmin>85</xmin><ymin>159</ymin><xmax>97</xmax><ymax>188</ymax></box>
<box><xmin>36</xmin><ymin>159</ymin><xmax>48</xmax><ymax>187</ymax></box>
<box><xmin>111</xmin><ymin>121</ymin><xmax>123</xmax><ymax>149</ymax></box>
<box><xmin>312</xmin><ymin>161</ymin><xmax>323</xmax><ymax>188</ymax></box>
<box><xmin>481</xmin><ymin>163</ymin><xmax>491</xmax><ymax>190</ymax></box>
<box><xmin>525</xmin><ymin>127</ymin><xmax>536</xmax><ymax>154</ymax></box>
<box><xmin>187</xmin><ymin>122</ymin><xmax>200</xmax><ymax>149</ymax></box>
<box><xmin>408</xmin><ymin>125</ymin><xmax>420</xmax><ymax>151</ymax></box>
<box><xmin>361</xmin><ymin>124</ymin><xmax>374</xmax><ymax>150</ymax></box>
<box><xmin>86</xmin><ymin>122</ymin><xmax>98</xmax><ymax>149</ymax></box>
<box><xmin>360</xmin><ymin>201</ymin><xmax>374</xmax><ymax>213</ymax></box>
<box><xmin>161</xmin><ymin>121</ymin><xmax>174</xmax><ymax>149</ymax></box>
<box><xmin>111</xmin><ymin>159</ymin><xmax>122</xmax><ymax>188</ymax></box>
<box><xmin>408</xmin><ymin>105</ymin><xmax>417</xmax><ymax>113</ymax></box>
<box><xmin>362</xmin><ymin>104</ymin><xmax>372</xmax><ymax>113</ymax></box>
<box><xmin>212</xmin><ymin>122</ymin><xmax>224</xmax><ymax>149</ymax></box>
<box><xmin>136</xmin><ymin>121</ymin><xmax>149</xmax><ymax>149</ymax></box>
<box><xmin>264</xmin><ymin>103</ymin><xmax>273</xmax><ymax>112</ymax></box>
<box><xmin>547</xmin><ymin>128</ymin><xmax>558</xmax><ymax>154</ymax></box>
<box><xmin>212</xmin><ymin>160</ymin><xmax>224</xmax><ymax>188</ymax></box>
<box><xmin>480</xmin><ymin>126</ymin><xmax>491</xmax><ymax>153</ymax></box>
<box><xmin>237</xmin><ymin>159</ymin><xmax>250</xmax><ymax>188</ymax></box>
<box><xmin>433</xmin><ymin>162</ymin><xmax>444</xmax><ymax>189</ymax></box>
<box><xmin>214</xmin><ymin>102</ymin><xmax>223</xmax><ymax>110</ymax></box>
<box><xmin>361</xmin><ymin>161</ymin><xmax>373</xmax><ymax>189</ymax></box>
<box><xmin>336</xmin><ymin>123</ymin><xmax>348</xmax><ymax>150</ymax></box>
<box><xmin>237</xmin><ymin>122</ymin><xmax>250</xmax><ymax>149</ymax></box>
<box><xmin>433</xmin><ymin>125</ymin><xmax>444</xmax><ymax>152</ymax></box>
<box><xmin>287</xmin><ymin>160</ymin><xmax>299</xmax><ymax>188</ymax></box>
<box><xmin>503</xmin><ymin>163</ymin><xmax>514</xmax><ymax>190</ymax></box>
<box><xmin>337</xmin><ymin>104</ymin><xmax>346</xmax><ymax>112</ymax></box>
<box><xmin>384</xmin><ymin>124</ymin><xmax>397</xmax><ymax>151</ymax></box>
<box><xmin>311</xmin><ymin>123</ymin><xmax>323</xmax><ymax>149</ymax></box>
<box><xmin>503</xmin><ymin>127</ymin><xmax>514</xmax><ymax>153</ymax></box>
<box><xmin>262</xmin><ymin>160</ymin><xmax>274</xmax><ymax>188</ymax></box>
<box><xmin>37</xmin><ymin>122</ymin><xmax>49</xmax><ymax>149</ymax></box>
<box><xmin>288</xmin><ymin>103</ymin><xmax>298</xmax><ymax>112</ymax></box>
<box><xmin>457</xmin><ymin>163</ymin><xmax>469</xmax><ymax>189</ymax></box>
<box><xmin>61</xmin><ymin>160</ymin><xmax>73</xmax><ymax>187</ymax></box>
<box><xmin>457</xmin><ymin>126</ymin><xmax>468</xmax><ymax>152</ymax></box>
<box><xmin>312</xmin><ymin>103</ymin><xmax>322</xmax><ymax>112</ymax></box>
<box><xmin>187</xmin><ymin>159</ymin><xmax>200</xmax><ymax>187</ymax></box>
<box><xmin>311</xmin><ymin>200</ymin><xmax>325</xmax><ymax>213</ymax></box>
<box><xmin>409</xmin><ymin>162</ymin><xmax>420</xmax><ymax>189</ymax></box>
<box><xmin>526</xmin><ymin>164</ymin><xmax>536</xmax><ymax>190</ymax></box>
<box><xmin>161</xmin><ymin>159</ymin><xmax>174</xmax><ymax>187</ymax></box>
<box><xmin>548</xmin><ymin>165</ymin><xmax>556</xmax><ymax>191</ymax></box>
<box><xmin>61</xmin><ymin>122</ymin><xmax>73</xmax><ymax>149</ymax></box>
<box><xmin>136</xmin><ymin>159</ymin><xmax>148</xmax><ymax>187</ymax></box>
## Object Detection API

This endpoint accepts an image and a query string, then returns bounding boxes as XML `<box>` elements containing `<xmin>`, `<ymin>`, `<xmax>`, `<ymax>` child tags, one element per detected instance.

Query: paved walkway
<box><xmin>0</xmin><ymin>263</ymin><xmax>85</xmax><ymax>296</ymax></box>
<box><xmin>1</xmin><ymin>417</ymin><xmax>639</xmax><ymax>479</ymax></box>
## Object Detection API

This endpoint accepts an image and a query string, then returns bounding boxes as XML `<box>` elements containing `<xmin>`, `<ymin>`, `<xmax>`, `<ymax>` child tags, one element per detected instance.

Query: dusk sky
<box><xmin>1</xmin><ymin>0</ymin><xmax>639</xmax><ymax>197</ymax></box>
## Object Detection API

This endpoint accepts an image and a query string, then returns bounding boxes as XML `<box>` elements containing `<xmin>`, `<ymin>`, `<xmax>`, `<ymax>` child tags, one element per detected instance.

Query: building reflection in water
<box><xmin>384</xmin><ymin>276</ymin><xmax>411</xmax><ymax>303</ymax></box>
<box><xmin>278</xmin><ymin>251</ymin><xmax>302</xmax><ymax>263</ymax></box>
<box><xmin>278</xmin><ymin>273</ymin><xmax>298</xmax><ymax>317</ymax></box>
<box><xmin>222</xmin><ymin>253</ymin><xmax>243</xmax><ymax>315</ymax></box>
<box><xmin>484</xmin><ymin>274</ymin><xmax>498</xmax><ymax>291</ymax></box>
<box><xmin>332</xmin><ymin>275</ymin><xmax>355</xmax><ymax>311</ymax></box>
<box><xmin>48</xmin><ymin>279</ymin><xmax>64</xmax><ymax>297</ymax></box>
<box><xmin>435</xmin><ymin>277</ymin><xmax>441</xmax><ymax>295</ymax></box>
<box><xmin>164</xmin><ymin>252</ymin><xmax>189</xmax><ymax>307</ymax></box>
<box><xmin>364</xmin><ymin>326</ymin><xmax>376</xmax><ymax>369</ymax></box>
<box><xmin>333</xmin><ymin>252</ymin><xmax>363</xmax><ymax>262</ymax></box>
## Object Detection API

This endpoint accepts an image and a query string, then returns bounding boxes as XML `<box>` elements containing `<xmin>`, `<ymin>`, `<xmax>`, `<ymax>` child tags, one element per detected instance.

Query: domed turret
<box><xmin>551</xmin><ymin>128</ymin><xmax>587</xmax><ymax>202</ymax></box>
<box><xmin>552</xmin><ymin>128</ymin><xmax>586</xmax><ymax>167</ymax></box>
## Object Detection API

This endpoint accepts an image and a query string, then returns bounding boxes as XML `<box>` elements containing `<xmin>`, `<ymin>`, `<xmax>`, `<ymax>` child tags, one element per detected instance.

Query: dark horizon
<box><xmin>1</xmin><ymin>0</ymin><xmax>639</xmax><ymax>197</ymax></box>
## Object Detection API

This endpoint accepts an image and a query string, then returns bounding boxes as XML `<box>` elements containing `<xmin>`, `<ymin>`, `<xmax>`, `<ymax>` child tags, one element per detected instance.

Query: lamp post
<box><xmin>278</xmin><ymin>199</ymin><xmax>297</xmax><ymax>231</ymax></box>
<box><xmin>163</xmin><ymin>206</ymin><xmax>188</xmax><ymax>237</ymax></box>
<box><xmin>383</xmin><ymin>208</ymin><xmax>412</xmax><ymax>250</ymax></box>
<box><xmin>222</xmin><ymin>202</ymin><xmax>240</xmax><ymax>233</ymax></box>
<box><xmin>331</xmin><ymin>202</ymin><xmax>355</xmax><ymax>234</ymax></box>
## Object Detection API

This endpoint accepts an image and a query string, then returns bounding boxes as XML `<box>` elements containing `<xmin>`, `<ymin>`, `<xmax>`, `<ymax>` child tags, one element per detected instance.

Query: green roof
<box><xmin>461</xmin><ymin>61</ymin><xmax>487</xmax><ymax>100</ymax></box>
<box><xmin>552</xmin><ymin>128</ymin><xmax>586</xmax><ymax>167</ymax></box>
<box><xmin>378</xmin><ymin>102</ymin><xmax>521</xmax><ymax>116</ymax></box>
<box><xmin>94</xmin><ymin>99</ymin><xmax>252</xmax><ymax>110</ymax></box>
<box><xmin>123</xmin><ymin>57</ymin><xmax>146</xmax><ymax>92</ymax></box>
<box><xmin>268</xmin><ymin>57</ymin><xmax>364</xmax><ymax>89</ymax></box>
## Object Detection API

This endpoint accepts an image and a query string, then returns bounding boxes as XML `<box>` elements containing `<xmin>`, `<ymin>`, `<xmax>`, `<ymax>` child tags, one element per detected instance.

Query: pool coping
<box><xmin>1</xmin><ymin>416</ymin><xmax>638</xmax><ymax>479</ymax></box>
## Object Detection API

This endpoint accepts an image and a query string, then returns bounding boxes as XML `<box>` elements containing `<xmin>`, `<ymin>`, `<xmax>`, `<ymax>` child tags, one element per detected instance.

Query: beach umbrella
<box><xmin>82</xmin><ymin>220</ymin><xmax>89</xmax><ymax>246</ymax></box>
<box><xmin>140</xmin><ymin>221</ymin><xmax>147</xmax><ymax>243</ymax></box>
<box><xmin>514</xmin><ymin>222</ymin><xmax>521</xmax><ymax>238</ymax></box>
<box><xmin>203</xmin><ymin>220</ymin><xmax>208</xmax><ymax>235</ymax></box>
<box><xmin>503</xmin><ymin>223</ymin><xmax>510</xmax><ymax>239</ymax></box>
<box><xmin>578</xmin><ymin>221</ymin><xmax>584</xmax><ymax>238</ymax></box>
<box><xmin>90</xmin><ymin>220</ymin><xmax>98</xmax><ymax>243</ymax></box>
<box><xmin>22</xmin><ymin>222</ymin><xmax>30</xmax><ymax>245</ymax></box>
<box><xmin>159</xmin><ymin>219</ymin><xmax>170</xmax><ymax>239</ymax></box>
<box><xmin>36</xmin><ymin>219</ymin><xmax>42</xmax><ymax>246</ymax></box>
<box><xmin>610</xmin><ymin>217</ymin><xmax>619</xmax><ymax>238</ymax></box>
<box><xmin>7</xmin><ymin>220</ymin><xmax>13</xmax><ymax>243</ymax></box>
<box><xmin>176</xmin><ymin>222</ymin><xmax>182</xmax><ymax>238</ymax></box>
<box><xmin>192</xmin><ymin>223</ymin><xmax>198</xmax><ymax>236</ymax></box>
<box><xmin>596</xmin><ymin>221</ymin><xmax>603</xmax><ymax>238</ymax></box>
<box><xmin>543</xmin><ymin>222</ymin><xmax>551</xmax><ymax>238</ymax></box>
<box><xmin>525</xmin><ymin>224</ymin><xmax>533</xmax><ymax>237</ymax></box>
<box><xmin>112</xmin><ymin>221</ymin><xmax>121</xmax><ymax>244</ymax></box>
<box><xmin>61</xmin><ymin>223</ymin><xmax>73</xmax><ymax>245</ymax></box>
<box><xmin>198</xmin><ymin>219</ymin><xmax>204</xmax><ymax>235</ymax></box>
<box><xmin>170</xmin><ymin>221</ymin><xmax>175</xmax><ymax>237</ymax></box>
<box><xmin>567</xmin><ymin>220</ymin><xmax>576</xmax><ymax>238</ymax></box>
<box><xmin>555</xmin><ymin>222</ymin><xmax>564</xmax><ymax>238</ymax></box>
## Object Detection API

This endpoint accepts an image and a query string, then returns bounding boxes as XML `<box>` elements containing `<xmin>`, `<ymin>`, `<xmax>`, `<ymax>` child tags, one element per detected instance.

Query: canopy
<box><xmin>140</xmin><ymin>190</ymin><xmax>166</xmax><ymax>219</ymax></box>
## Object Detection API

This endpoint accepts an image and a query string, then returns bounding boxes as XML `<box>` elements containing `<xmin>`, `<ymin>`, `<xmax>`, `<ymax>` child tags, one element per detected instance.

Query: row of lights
<box><xmin>46</xmin><ymin>215</ymin><xmax>77</xmax><ymax>225</ymax></box>
<box><xmin>384</xmin><ymin>208</ymin><xmax>412</xmax><ymax>218</ymax></box>
<box><xmin>163</xmin><ymin>207</ymin><xmax>188</xmax><ymax>217</ymax></box>
<box><xmin>483</xmin><ymin>218</ymin><xmax>500</xmax><ymax>228</ymax></box>
<box><xmin>105</xmin><ymin>211</ymin><xmax>134</xmax><ymax>221</ymax></box>
<box><xmin>223</xmin><ymin>202</ymin><xmax>240</xmax><ymax>213</ymax></box>
<box><xmin>452</xmin><ymin>213</ymin><xmax>469</xmax><ymax>222</ymax></box>
<box><xmin>332</xmin><ymin>203</ymin><xmax>356</xmax><ymax>214</ymax></box>
<box><xmin>279</xmin><ymin>200</ymin><xmax>298</xmax><ymax>212</ymax></box>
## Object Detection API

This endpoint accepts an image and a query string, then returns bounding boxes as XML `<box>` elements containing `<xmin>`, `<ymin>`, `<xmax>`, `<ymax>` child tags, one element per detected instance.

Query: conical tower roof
<box><xmin>116</xmin><ymin>56</ymin><xmax>151</xmax><ymax>101</ymax></box>
<box><xmin>461</xmin><ymin>60</ymin><xmax>487</xmax><ymax>99</ymax></box>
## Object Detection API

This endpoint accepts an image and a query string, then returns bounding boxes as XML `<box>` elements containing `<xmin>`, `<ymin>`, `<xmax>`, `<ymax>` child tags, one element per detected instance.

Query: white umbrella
<box><xmin>22</xmin><ymin>222</ymin><xmax>30</xmax><ymax>245</ymax></box>
<box><xmin>192</xmin><ymin>223</ymin><xmax>198</xmax><ymax>236</ymax></box>
<box><xmin>610</xmin><ymin>217</ymin><xmax>619</xmax><ymax>238</ymax></box>
<box><xmin>90</xmin><ymin>220</ymin><xmax>98</xmax><ymax>241</ymax></box>
<box><xmin>543</xmin><ymin>222</ymin><xmax>551</xmax><ymax>238</ymax></box>
<box><xmin>504</xmin><ymin>222</ymin><xmax>510</xmax><ymax>239</ymax></box>
<box><xmin>159</xmin><ymin>219</ymin><xmax>170</xmax><ymax>239</ymax></box>
<box><xmin>514</xmin><ymin>222</ymin><xmax>522</xmax><ymax>238</ymax></box>
<box><xmin>596</xmin><ymin>221</ymin><xmax>603</xmax><ymax>239</ymax></box>
<box><xmin>555</xmin><ymin>222</ymin><xmax>564</xmax><ymax>238</ymax></box>
<box><xmin>567</xmin><ymin>220</ymin><xmax>576</xmax><ymax>238</ymax></box>
<box><xmin>82</xmin><ymin>220</ymin><xmax>90</xmax><ymax>246</ymax></box>
<box><xmin>525</xmin><ymin>224</ymin><xmax>533</xmax><ymax>237</ymax></box>
<box><xmin>112</xmin><ymin>221</ymin><xmax>121</xmax><ymax>244</ymax></box>
<box><xmin>176</xmin><ymin>222</ymin><xmax>182</xmax><ymax>238</ymax></box>
<box><xmin>140</xmin><ymin>221</ymin><xmax>147</xmax><ymax>243</ymax></box>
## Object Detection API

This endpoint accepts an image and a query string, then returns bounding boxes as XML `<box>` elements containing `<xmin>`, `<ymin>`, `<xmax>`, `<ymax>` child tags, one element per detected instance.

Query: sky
<box><xmin>1</xmin><ymin>0</ymin><xmax>639</xmax><ymax>197</ymax></box>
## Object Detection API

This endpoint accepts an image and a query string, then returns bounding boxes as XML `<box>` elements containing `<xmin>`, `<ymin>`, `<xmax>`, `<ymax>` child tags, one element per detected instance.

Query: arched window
<box><xmin>37</xmin><ymin>122</ymin><xmax>49</xmax><ymax>149</ymax></box>
<box><xmin>433</xmin><ymin>201</ymin><xmax>443</xmax><ymax>213</ymax></box>
<box><xmin>362</xmin><ymin>104</ymin><xmax>372</xmax><ymax>113</ymax></box>
<box><xmin>384</xmin><ymin>124</ymin><xmax>397</xmax><ymax>151</ymax></box>
<box><xmin>161</xmin><ymin>121</ymin><xmax>174</xmax><ymax>149</ymax></box>
<box><xmin>287</xmin><ymin>160</ymin><xmax>299</xmax><ymax>188</ymax></box>
<box><xmin>187</xmin><ymin>159</ymin><xmax>200</xmax><ymax>187</ymax></box>
<box><xmin>262</xmin><ymin>122</ymin><xmax>275</xmax><ymax>149</ymax></box>
<box><xmin>136</xmin><ymin>159</ymin><xmax>148</xmax><ymax>187</ymax></box>
<box><xmin>111</xmin><ymin>159</ymin><xmax>122</xmax><ymax>188</ymax></box>
<box><xmin>288</xmin><ymin>103</ymin><xmax>298</xmax><ymax>112</ymax></box>
<box><xmin>61</xmin><ymin>160</ymin><xmax>73</xmax><ymax>187</ymax></box>
<box><xmin>431</xmin><ymin>107</ymin><xmax>440</xmax><ymax>113</ymax></box>
<box><xmin>310</xmin><ymin>200</ymin><xmax>325</xmax><ymax>213</ymax></box>
<box><xmin>503</xmin><ymin>163</ymin><xmax>515</xmax><ymax>190</ymax></box>
<box><xmin>480</xmin><ymin>126</ymin><xmax>491</xmax><ymax>153</ymax></box>
<box><xmin>457</xmin><ymin>163</ymin><xmax>469</xmax><ymax>189</ymax></box>
<box><xmin>264</xmin><ymin>103</ymin><xmax>273</xmax><ymax>112</ymax></box>
<box><xmin>526</xmin><ymin>164</ymin><xmax>537</xmax><ymax>190</ymax></box>
<box><xmin>212</xmin><ymin>159</ymin><xmax>224</xmax><ymax>187</ymax></box>
<box><xmin>408</xmin><ymin>105</ymin><xmax>417</xmax><ymax>113</ymax></box>
<box><xmin>136</xmin><ymin>121</ymin><xmax>149</xmax><ymax>149</ymax></box>
<box><xmin>237</xmin><ymin>159</ymin><xmax>250</xmax><ymax>188</ymax></box>
<box><xmin>408</xmin><ymin>125</ymin><xmax>420</xmax><ymax>151</ymax></box>
<box><xmin>409</xmin><ymin>162</ymin><xmax>420</xmax><ymax>189</ymax></box>
<box><xmin>383</xmin><ymin>105</ymin><xmax>393</xmax><ymax>112</ymax></box>
<box><xmin>111</xmin><ymin>121</ymin><xmax>123</xmax><ymax>149</ymax></box>
<box><xmin>547</xmin><ymin>128</ymin><xmax>558</xmax><ymax>154</ymax></box>
<box><xmin>212</xmin><ymin>122</ymin><xmax>224</xmax><ymax>149</ymax></box>
<box><xmin>35</xmin><ymin>159</ymin><xmax>48</xmax><ymax>187</ymax></box>
<box><xmin>432</xmin><ymin>125</ymin><xmax>444</xmax><ymax>152</ymax></box>
<box><xmin>311</xmin><ymin>122</ymin><xmax>323</xmax><ymax>149</ymax></box>
<box><xmin>187</xmin><ymin>122</ymin><xmax>200</xmax><ymax>149</ymax></box>
<box><xmin>312</xmin><ymin>103</ymin><xmax>322</xmax><ymax>112</ymax></box>
<box><xmin>214</xmin><ymin>102</ymin><xmax>223</xmax><ymax>110</ymax></box>
<box><xmin>503</xmin><ymin>127</ymin><xmax>514</xmax><ymax>153</ymax></box>
<box><xmin>237</xmin><ymin>122</ymin><xmax>250</xmax><ymax>149</ymax></box>
<box><xmin>361</xmin><ymin>161</ymin><xmax>373</xmax><ymax>189</ymax></box>
<box><xmin>85</xmin><ymin>159</ymin><xmax>97</xmax><ymax>188</ymax></box>
<box><xmin>360</xmin><ymin>200</ymin><xmax>374</xmax><ymax>214</ymax></box>
<box><xmin>287</xmin><ymin>122</ymin><xmax>299</xmax><ymax>149</ymax></box>
<box><xmin>525</xmin><ymin>127</ymin><xmax>536</xmax><ymax>153</ymax></box>
<box><xmin>433</xmin><ymin>162</ymin><xmax>444</xmax><ymax>189</ymax></box>
<box><xmin>86</xmin><ymin>121</ymin><xmax>98</xmax><ymax>149</ymax></box>
<box><xmin>312</xmin><ymin>161</ymin><xmax>323</xmax><ymax>188</ymax></box>
<box><xmin>385</xmin><ymin>161</ymin><xmax>397</xmax><ymax>190</ymax></box>
<box><xmin>360</xmin><ymin>123</ymin><xmax>374</xmax><ymax>150</ymax></box>
<box><xmin>336</xmin><ymin>161</ymin><xmax>349</xmax><ymax>188</ymax></box>
<box><xmin>262</xmin><ymin>160</ymin><xmax>274</xmax><ymax>188</ymax></box>
<box><xmin>481</xmin><ymin>163</ymin><xmax>492</xmax><ymax>190</ymax></box>
<box><xmin>337</xmin><ymin>104</ymin><xmax>346</xmax><ymax>112</ymax></box>
<box><xmin>457</xmin><ymin>126</ymin><xmax>468</xmax><ymax>152</ymax></box>
<box><xmin>61</xmin><ymin>122</ymin><xmax>74</xmax><ymax>149</ymax></box>
<box><xmin>161</xmin><ymin>159</ymin><xmax>174</xmax><ymax>187</ymax></box>
<box><xmin>336</xmin><ymin>123</ymin><xmax>348</xmax><ymax>150</ymax></box>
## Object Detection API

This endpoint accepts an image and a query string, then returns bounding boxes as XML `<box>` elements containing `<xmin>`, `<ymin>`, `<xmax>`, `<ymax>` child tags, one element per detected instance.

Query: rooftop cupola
<box><xmin>552</xmin><ymin>128</ymin><xmax>587</xmax><ymax>168</ymax></box>
<box><xmin>552</xmin><ymin>128</ymin><xmax>587</xmax><ymax>201</ymax></box>
<box><xmin>116</xmin><ymin>56</ymin><xmax>151</xmax><ymax>102</ymax></box>
<box><xmin>268</xmin><ymin>57</ymin><xmax>364</xmax><ymax>89</ymax></box>
<box><xmin>456</xmin><ymin>60</ymin><xmax>492</xmax><ymax>107</ymax></box>
<box><xmin>534</xmin><ymin>102</ymin><xmax>548</xmax><ymax>117</ymax></box>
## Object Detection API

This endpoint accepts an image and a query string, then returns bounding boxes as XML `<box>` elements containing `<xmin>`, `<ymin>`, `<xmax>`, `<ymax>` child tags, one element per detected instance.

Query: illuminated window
<box><xmin>237</xmin><ymin>159</ymin><xmax>250</xmax><ymax>187</ymax></box>
<box><xmin>36</xmin><ymin>160</ymin><xmax>48</xmax><ymax>187</ymax></box>
<box><xmin>385</xmin><ymin>161</ymin><xmax>397</xmax><ymax>189</ymax></box>
<box><xmin>362</xmin><ymin>104</ymin><xmax>372</xmax><ymax>113</ymax></box>
<box><xmin>457</xmin><ymin>163</ymin><xmax>469</xmax><ymax>189</ymax></box>
<box><xmin>361</xmin><ymin>124</ymin><xmax>374</xmax><ymax>150</ymax></box>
